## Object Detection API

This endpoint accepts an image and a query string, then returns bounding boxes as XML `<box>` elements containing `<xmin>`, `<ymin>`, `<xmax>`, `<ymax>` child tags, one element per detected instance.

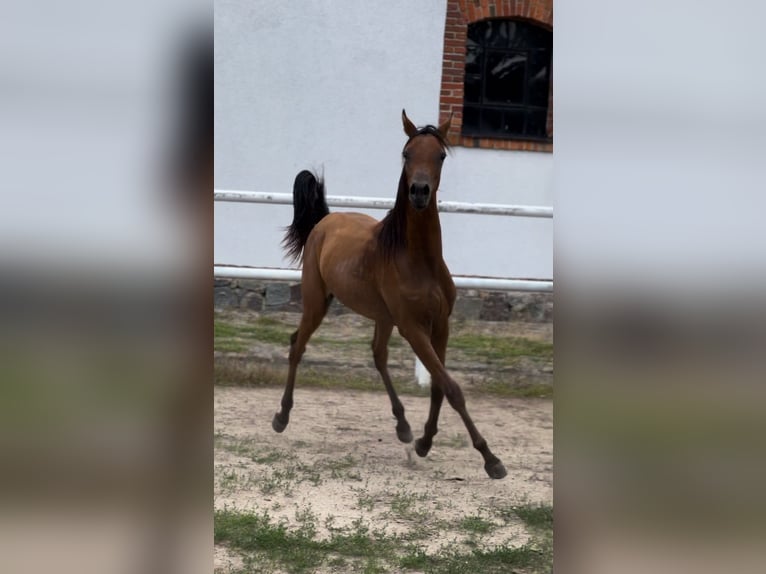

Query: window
<box><xmin>462</xmin><ymin>19</ymin><xmax>552</xmax><ymax>142</ymax></box>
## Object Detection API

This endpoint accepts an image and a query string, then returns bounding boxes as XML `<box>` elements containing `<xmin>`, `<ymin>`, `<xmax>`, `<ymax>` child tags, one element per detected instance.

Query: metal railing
<box><xmin>215</xmin><ymin>190</ymin><xmax>553</xmax><ymax>219</ymax></box>
<box><xmin>214</xmin><ymin>190</ymin><xmax>553</xmax><ymax>292</ymax></box>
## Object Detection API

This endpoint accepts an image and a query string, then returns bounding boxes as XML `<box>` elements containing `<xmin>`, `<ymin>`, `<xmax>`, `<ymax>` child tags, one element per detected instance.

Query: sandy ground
<box><xmin>214</xmin><ymin>385</ymin><xmax>552</xmax><ymax>569</ymax></box>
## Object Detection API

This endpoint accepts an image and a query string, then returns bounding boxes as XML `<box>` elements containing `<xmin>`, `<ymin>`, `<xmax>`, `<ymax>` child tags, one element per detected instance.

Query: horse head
<box><xmin>401</xmin><ymin>109</ymin><xmax>452</xmax><ymax>211</ymax></box>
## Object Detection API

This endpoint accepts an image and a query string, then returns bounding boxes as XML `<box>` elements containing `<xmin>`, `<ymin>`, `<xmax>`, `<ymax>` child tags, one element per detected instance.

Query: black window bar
<box><xmin>462</xmin><ymin>19</ymin><xmax>552</xmax><ymax>142</ymax></box>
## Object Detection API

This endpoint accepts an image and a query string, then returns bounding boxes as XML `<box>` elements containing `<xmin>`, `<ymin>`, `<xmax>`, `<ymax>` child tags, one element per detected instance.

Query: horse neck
<box><xmin>379</xmin><ymin>169</ymin><xmax>445</xmax><ymax>267</ymax></box>
<box><xmin>405</xmin><ymin>196</ymin><xmax>444</xmax><ymax>266</ymax></box>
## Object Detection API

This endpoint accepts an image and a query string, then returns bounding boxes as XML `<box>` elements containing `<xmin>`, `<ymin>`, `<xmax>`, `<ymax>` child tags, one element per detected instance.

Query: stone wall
<box><xmin>214</xmin><ymin>279</ymin><xmax>552</xmax><ymax>323</ymax></box>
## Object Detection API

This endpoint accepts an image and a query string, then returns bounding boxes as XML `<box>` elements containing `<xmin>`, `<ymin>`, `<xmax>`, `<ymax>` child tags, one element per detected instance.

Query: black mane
<box><xmin>404</xmin><ymin>125</ymin><xmax>451</xmax><ymax>152</ymax></box>
<box><xmin>378</xmin><ymin>126</ymin><xmax>450</xmax><ymax>260</ymax></box>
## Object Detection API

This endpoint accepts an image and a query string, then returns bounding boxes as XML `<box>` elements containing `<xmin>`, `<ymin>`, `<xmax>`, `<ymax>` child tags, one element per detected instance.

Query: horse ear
<box><xmin>438</xmin><ymin>112</ymin><xmax>453</xmax><ymax>139</ymax></box>
<box><xmin>402</xmin><ymin>109</ymin><xmax>418</xmax><ymax>138</ymax></box>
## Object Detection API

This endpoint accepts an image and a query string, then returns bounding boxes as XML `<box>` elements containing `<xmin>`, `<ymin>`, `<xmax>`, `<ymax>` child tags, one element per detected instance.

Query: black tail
<box><xmin>282</xmin><ymin>170</ymin><xmax>330</xmax><ymax>263</ymax></box>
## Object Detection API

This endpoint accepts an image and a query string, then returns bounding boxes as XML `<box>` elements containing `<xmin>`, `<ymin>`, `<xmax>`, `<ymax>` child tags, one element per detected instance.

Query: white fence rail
<box><xmin>214</xmin><ymin>189</ymin><xmax>553</xmax><ymax>292</ymax></box>
<box><xmin>214</xmin><ymin>265</ymin><xmax>553</xmax><ymax>293</ymax></box>
<box><xmin>215</xmin><ymin>190</ymin><xmax>553</xmax><ymax>219</ymax></box>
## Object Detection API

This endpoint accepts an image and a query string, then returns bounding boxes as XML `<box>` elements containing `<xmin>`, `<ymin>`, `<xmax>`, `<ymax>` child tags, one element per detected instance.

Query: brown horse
<box><xmin>273</xmin><ymin>110</ymin><xmax>507</xmax><ymax>479</ymax></box>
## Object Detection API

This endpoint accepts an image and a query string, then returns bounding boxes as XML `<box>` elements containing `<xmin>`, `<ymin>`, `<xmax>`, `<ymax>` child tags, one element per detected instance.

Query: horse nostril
<box><xmin>410</xmin><ymin>183</ymin><xmax>430</xmax><ymax>197</ymax></box>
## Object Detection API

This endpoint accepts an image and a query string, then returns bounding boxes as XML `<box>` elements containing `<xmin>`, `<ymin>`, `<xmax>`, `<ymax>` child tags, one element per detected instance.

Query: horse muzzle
<box><xmin>409</xmin><ymin>183</ymin><xmax>431</xmax><ymax>211</ymax></box>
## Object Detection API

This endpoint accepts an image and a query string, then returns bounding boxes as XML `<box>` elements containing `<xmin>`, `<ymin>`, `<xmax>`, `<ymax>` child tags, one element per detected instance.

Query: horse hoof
<box><xmin>414</xmin><ymin>438</ymin><xmax>431</xmax><ymax>458</ymax></box>
<box><xmin>272</xmin><ymin>414</ymin><xmax>287</xmax><ymax>433</ymax></box>
<box><xmin>485</xmin><ymin>460</ymin><xmax>507</xmax><ymax>480</ymax></box>
<box><xmin>397</xmin><ymin>426</ymin><xmax>413</xmax><ymax>444</ymax></box>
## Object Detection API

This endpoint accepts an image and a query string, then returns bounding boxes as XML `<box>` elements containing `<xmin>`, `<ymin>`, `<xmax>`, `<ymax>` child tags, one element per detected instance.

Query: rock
<box><xmin>240</xmin><ymin>291</ymin><xmax>264</xmax><ymax>311</ymax></box>
<box><xmin>214</xmin><ymin>286</ymin><xmax>239</xmax><ymax>309</ymax></box>
<box><xmin>265</xmin><ymin>283</ymin><xmax>291</xmax><ymax>308</ymax></box>
<box><xmin>239</xmin><ymin>279</ymin><xmax>266</xmax><ymax>293</ymax></box>
<box><xmin>479</xmin><ymin>293</ymin><xmax>511</xmax><ymax>321</ymax></box>
<box><xmin>452</xmin><ymin>297</ymin><xmax>483</xmax><ymax>320</ymax></box>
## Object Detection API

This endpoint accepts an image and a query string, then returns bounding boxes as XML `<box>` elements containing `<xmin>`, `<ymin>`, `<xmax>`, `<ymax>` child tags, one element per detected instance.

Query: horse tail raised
<box><xmin>282</xmin><ymin>170</ymin><xmax>330</xmax><ymax>263</ymax></box>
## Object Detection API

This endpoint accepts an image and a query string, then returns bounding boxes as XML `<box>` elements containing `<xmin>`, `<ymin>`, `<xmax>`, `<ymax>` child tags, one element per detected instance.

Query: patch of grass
<box><xmin>252</xmin><ymin>450</ymin><xmax>285</xmax><ymax>465</ymax></box>
<box><xmin>215</xmin><ymin>440</ymin><xmax>330</xmax><ymax>491</ymax></box>
<box><xmin>450</xmin><ymin>333</ymin><xmax>553</xmax><ymax>363</ymax></box>
<box><xmin>322</xmin><ymin>454</ymin><xmax>358</xmax><ymax>478</ymax></box>
<box><xmin>481</xmin><ymin>379</ymin><xmax>553</xmax><ymax>399</ymax></box>
<box><xmin>399</xmin><ymin>545</ymin><xmax>429</xmax><ymax>570</ymax></box>
<box><xmin>389</xmin><ymin>490</ymin><xmax>429</xmax><ymax>519</ymax></box>
<box><xmin>214</xmin><ymin>317</ymin><xmax>295</xmax><ymax>352</ymax></box>
<box><xmin>215</xmin><ymin>357</ymin><xmax>549</xmax><ymax>399</ymax></box>
<box><xmin>294</xmin><ymin>507</ymin><xmax>319</xmax><ymax>539</ymax></box>
<box><xmin>386</xmin><ymin>490</ymin><xmax>440</xmax><ymax>535</ymax></box>
<box><xmin>215</xmin><ymin>508</ymin><xmax>552</xmax><ymax>574</ymax></box>
<box><xmin>217</xmin><ymin>469</ymin><xmax>240</xmax><ymax>492</ymax></box>
<box><xmin>512</xmin><ymin>503</ymin><xmax>553</xmax><ymax>530</ymax></box>
<box><xmin>215</xmin><ymin>358</ymin><xmax>432</xmax><ymax>396</ymax></box>
<box><xmin>216</xmin><ymin>439</ymin><xmax>255</xmax><ymax>458</ymax></box>
<box><xmin>214</xmin><ymin>313</ymin><xmax>553</xmax><ymax>398</ymax></box>
<box><xmin>426</xmin><ymin>542</ymin><xmax>549</xmax><ymax>573</ymax></box>
<box><xmin>216</xmin><ymin>439</ymin><xmax>294</xmax><ymax>466</ymax></box>
<box><xmin>214</xmin><ymin>509</ymin><xmax>324</xmax><ymax>572</ymax></box>
<box><xmin>259</xmin><ymin>466</ymin><xmax>297</xmax><ymax>496</ymax></box>
<box><xmin>493</xmin><ymin>501</ymin><xmax>553</xmax><ymax>532</ymax></box>
<box><xmin>215</xmin><ymin>359</ymin><xmax>283</xmax><ymax>387</ymax></box>
<box><xmin>355</xmin><ymin>491</ymin><xmax>376</xmax><ymax>511</ymax></box>
<box><xmin>213</xmin><ymin>321</ymin><xmax>242</xmax><ymax>339</ymax></box>
<box><xmin>458</xmin><ymin>515</ymin><xmax>494</xmax><ymax>534</ymax></box>
<box><xmin>215</xmin><ymin>467</ymin><xmax>264</xmax><ymax>494</ymax></box>
<box><xmin>215</xmin><ymin>339</ymin><xmax>250</xmax><ymax>353</ymax></box>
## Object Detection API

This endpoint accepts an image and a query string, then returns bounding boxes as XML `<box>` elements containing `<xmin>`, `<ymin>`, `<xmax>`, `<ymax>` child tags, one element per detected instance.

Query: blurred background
<box><xmin>555</xmin><ymin>1</ymin><xmax>766</xmax><ymax>572</ymax></box>
<box><xmin>0</xmin><ymin>1</ymin><xmax>211</xmax><ymax>573</ymax></box>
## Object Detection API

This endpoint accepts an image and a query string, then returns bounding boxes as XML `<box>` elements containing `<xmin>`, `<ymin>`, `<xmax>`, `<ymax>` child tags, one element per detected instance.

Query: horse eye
<box><xmin>439</xmin><ymin>152</ymin><xmax>446</xmax><ymax>161</ymax></box>
<box><xmin>402</xmin><ymin>151</ymin><xmax>410</xmax><ymax>160</ymax></box>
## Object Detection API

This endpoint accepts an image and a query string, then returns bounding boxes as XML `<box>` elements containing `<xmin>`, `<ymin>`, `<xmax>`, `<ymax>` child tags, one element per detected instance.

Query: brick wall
<box><xmin>440</xmin><ymin>0</ymin><xmax>553</xmax><ymax>153</ymax></box>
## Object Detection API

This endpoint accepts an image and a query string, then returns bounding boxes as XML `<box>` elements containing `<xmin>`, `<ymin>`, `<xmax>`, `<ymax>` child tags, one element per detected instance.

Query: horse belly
<box><xmin>314</xmin><ymin>214</ymin><xmax>388</xmax><ymax>320</ymax></box>
<box><xmin>325</xmin><ymin>266</ymin><xmax>387</xmax><ymax>320</ymax></box>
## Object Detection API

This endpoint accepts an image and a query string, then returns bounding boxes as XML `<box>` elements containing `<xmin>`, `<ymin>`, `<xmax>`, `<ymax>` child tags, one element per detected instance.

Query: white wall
<box><xmin>215</xmin><ymin>0</ymin><xmax>552</xmax><ymax>279</ymax></box>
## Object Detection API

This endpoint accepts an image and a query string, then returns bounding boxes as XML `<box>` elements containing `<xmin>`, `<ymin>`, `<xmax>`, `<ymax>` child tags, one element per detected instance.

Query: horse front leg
<box><xmin>414</xmin><ymin>321</ymin><xmax>447</xmax><ymax>458</ymax></box>
<box><xmin>400</xmin><ymin>325</ymin><xmax>507</xmax><ymax>480</ymax></box>
<box><xmin>372</xmin><ymin>319</ymin><xmax>412</xmax><ymax>443</ymax></box>
<box><xmin>415</xmin><ymin>384</ymin><xmax>444</xmax><ymax>458</ymax></box>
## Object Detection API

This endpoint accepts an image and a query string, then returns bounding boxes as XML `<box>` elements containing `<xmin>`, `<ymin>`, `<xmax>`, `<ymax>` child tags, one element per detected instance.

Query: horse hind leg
<box><xmin>372</xmin><ymin>320</ymin><xmax>412</xmax><ymax>443</ymax></box>
<box><xmin>272</xmin><ymin>292</ymin><xmax>333</xmax><ymax>433</ymax></box>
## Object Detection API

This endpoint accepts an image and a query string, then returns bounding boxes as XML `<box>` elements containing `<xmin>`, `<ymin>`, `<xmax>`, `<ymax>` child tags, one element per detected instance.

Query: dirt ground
<box><xmin>214</xmin><ymin>384</ymin><xmax>553</xmax><ymax>570</ymax></box>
